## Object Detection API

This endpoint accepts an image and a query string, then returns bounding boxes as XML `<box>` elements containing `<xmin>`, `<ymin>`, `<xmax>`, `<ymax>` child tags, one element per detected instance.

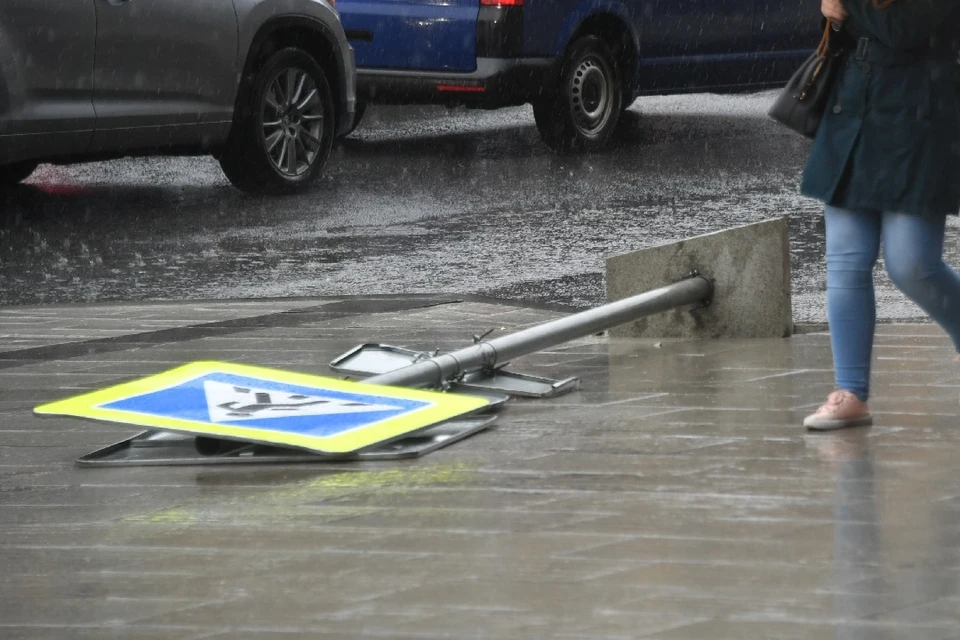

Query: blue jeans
<box><xmin>825</xmin><ymin>205</ymin><xmax>960</xmax><ymax>401</ymax></box>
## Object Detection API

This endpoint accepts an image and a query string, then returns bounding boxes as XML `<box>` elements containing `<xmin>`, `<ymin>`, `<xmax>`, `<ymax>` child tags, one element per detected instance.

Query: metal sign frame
<box><xmin>330</xmin><ymin>343</ymin><xmax>580</xmax><ymax>398</ymax></box>
<box><xmin>74</xmin><ymin>415</ymin><xmax>497</xmax><ymax>467</ymax></box>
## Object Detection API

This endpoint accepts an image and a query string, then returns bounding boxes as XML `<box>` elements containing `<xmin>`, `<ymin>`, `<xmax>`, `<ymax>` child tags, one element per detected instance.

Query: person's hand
<box><xmin>822</xmin><ymin>0</ymin><xmax>849</xmax><ymax>24</ymax></box>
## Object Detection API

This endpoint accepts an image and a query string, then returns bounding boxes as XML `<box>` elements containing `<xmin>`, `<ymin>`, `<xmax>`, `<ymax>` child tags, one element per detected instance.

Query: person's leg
<box><xmin>826</xmin><ymin>206</ymin><xmax>882</xmax><ymax>400</ymax></box>
<box><xmin>805</xmin><ymin>205</ymin><xmax>879</xmax><ymax>431</ymax></box>
<box><xmin>882</xmin><ymin>212</ymin><xmax>960</xmax><ymax>353</ymax></box>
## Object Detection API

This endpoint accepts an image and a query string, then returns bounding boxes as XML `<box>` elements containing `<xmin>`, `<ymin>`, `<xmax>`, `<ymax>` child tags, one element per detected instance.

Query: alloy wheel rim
<box><xmin>260</xmin><ymin>67</ymin><xmax>325</xmax><ymax>178</ymax></box>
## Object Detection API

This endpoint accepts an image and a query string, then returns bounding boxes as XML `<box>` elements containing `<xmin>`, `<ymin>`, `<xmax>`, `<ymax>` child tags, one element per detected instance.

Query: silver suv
<box><xmin>0</xmin><ymin>0</ymin><xmax>356</xmax><ymax>194</ymax></box>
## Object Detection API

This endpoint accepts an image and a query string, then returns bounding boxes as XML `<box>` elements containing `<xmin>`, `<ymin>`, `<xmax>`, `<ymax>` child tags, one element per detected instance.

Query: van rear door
<box><xmin>339</xmin><ymin>0</ymin><xmax>481</xmax><ymax>72</ymax></box>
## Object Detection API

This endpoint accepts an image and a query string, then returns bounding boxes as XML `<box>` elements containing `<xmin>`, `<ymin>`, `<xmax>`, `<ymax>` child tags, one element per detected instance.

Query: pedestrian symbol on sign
<box><xmin>203</xmin><ymin>380</ymin><xmax>400</xmax><ymax>422</ymax></box>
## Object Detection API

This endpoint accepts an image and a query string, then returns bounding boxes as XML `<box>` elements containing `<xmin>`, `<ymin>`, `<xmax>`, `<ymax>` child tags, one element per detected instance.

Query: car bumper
<box><xmin>356</xmin><ymin>57</ymin><xmax>559</xmax><ymax>107</ymax></box>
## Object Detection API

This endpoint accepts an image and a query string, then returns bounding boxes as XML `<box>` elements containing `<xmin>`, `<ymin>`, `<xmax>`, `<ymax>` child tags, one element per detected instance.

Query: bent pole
<box><xmin>364</xmin><ymin>275</ymin><xmax>713</xmax><ymax>390</ymax></box>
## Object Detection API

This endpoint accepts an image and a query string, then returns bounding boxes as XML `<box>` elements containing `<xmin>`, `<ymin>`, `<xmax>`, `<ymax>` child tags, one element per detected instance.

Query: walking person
<box><xmin>801</xmin><ymin>0</ymin><xmax>960</xmax><ymax>430</ymax></box>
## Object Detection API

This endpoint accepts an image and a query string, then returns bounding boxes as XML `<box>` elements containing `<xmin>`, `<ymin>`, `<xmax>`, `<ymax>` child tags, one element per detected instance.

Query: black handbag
<box><xmin>769</xmin><ymin>22</ymin><xmax>846</xmax><ymax>139</ymax></box>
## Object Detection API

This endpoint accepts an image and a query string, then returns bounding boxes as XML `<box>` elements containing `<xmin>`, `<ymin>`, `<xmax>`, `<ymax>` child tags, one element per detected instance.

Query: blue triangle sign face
<box><xmin>100</xmin><ymin>372</ymin><xmax>430</xmax><ymax>438</ymax></box>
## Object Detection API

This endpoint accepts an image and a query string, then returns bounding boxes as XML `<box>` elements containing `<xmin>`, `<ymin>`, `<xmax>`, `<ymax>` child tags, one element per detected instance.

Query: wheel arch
<box><xmin>235</xmin><ymin>16</ymin><xmax>349</xmax><ymax>133</ymax></box>
<box><xmin>554</xmin><ymin>4</ymin><xmax>640</xmax><ymax>98</ymax></box>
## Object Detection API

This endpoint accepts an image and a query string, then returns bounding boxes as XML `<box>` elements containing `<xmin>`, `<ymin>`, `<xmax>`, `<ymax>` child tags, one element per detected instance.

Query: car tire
<box><xmin>219</xmin><ymin>47</ymin><xmax>335</xmax><ymax>195</ymax></box>
<box><xmin>533</xmin><ymin>36</ymin><xmax>623</xmax><ymax>153</ymax></box>
<box><xmin>341</xmin><ymin>101</ymin><xmax>367</xmax><ymax>137</ymax></box>
<box><xmin>0</xmin><ymin>161</ymin><xmax>39</xmax><ymax>188</ymax></box>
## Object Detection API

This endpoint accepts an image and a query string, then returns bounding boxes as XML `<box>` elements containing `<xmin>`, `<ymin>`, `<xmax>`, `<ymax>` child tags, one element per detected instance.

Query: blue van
<box><xmin>337</xmin><ymin>0</ymin><xmax>821</xmax><ymax>151</ymax></box>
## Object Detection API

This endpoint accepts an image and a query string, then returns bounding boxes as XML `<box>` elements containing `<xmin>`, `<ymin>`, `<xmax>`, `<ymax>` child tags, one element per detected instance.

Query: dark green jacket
<box><xmin>800</xmin><ymin>0</ymin><xmax>960</xmax><ymax>216</ymax></box>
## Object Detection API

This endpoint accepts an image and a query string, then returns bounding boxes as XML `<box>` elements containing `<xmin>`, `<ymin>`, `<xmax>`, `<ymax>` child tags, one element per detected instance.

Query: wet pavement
<box><xmin>4</xmin><ymin>93</ymin><xmax>960</xmax><ymax>322</ymax></box>
<box><xmin>2</xmin><ymin>295</ymin><xmax>960</xmax><ymax>638</ymax></box>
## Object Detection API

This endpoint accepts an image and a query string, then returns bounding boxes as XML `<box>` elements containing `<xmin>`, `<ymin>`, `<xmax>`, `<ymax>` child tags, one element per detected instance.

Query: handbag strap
<box><xmin>816</xmin><ymin>22</ymin><xmax>833</xmax><ymax>58</ymax></box>
<box><xmin>799</xmin><ymin>23</ymin><xmax>837</xmax><ymax>100</ymax></box>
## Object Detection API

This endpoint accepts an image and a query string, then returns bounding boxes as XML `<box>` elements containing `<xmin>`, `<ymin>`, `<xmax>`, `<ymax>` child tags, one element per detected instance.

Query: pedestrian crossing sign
<box><xmin>34</xmin><ymin>361</ymin><xmax>494</xmax><ymax>454</ymax></box>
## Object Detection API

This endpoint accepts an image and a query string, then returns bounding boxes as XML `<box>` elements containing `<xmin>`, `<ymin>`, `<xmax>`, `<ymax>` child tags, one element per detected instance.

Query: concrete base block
<box><xmin>606</xmin><ymin>218</ymin><xmax>793</xmax><ymax>339</ymax></box>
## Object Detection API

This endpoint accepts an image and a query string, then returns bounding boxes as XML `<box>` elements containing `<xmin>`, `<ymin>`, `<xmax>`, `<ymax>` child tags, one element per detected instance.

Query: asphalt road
<box><xmin>3</xmin><ymin>90</ymin><xmax>957</xmax><ymax>322</ymax></box>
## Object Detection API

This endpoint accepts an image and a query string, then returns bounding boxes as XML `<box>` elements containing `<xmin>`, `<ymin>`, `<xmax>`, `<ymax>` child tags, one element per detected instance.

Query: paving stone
<box><xmin>639</xmin><ymin>619</ymin><xmax>958</xmax><ymax>640</ymax></box>
<box><xmin>0</xmin><ymin>627</ymin><xmax>201</xmax><ymax>640</ymax></box>
<box><xmin>0</xmin><ymin>596</ymin><xmax>201</xmax><ymax>626</ymax></box>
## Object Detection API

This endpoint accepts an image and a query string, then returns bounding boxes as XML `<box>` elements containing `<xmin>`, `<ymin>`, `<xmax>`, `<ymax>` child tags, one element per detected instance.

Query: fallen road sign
<box><xmin>34</xmin><ymin>361</ymin><xmax>495</xmax><ymax>455</ymax></box>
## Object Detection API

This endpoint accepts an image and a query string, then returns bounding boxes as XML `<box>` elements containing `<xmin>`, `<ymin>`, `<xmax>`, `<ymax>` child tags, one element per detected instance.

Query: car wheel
<box><xmin>219</xmin><ymin>47</ymin><xmax>335</xmax><ymax>195</ymax></box>
<box><xmin>0</xmin><ymin>161</ymin><xmax>39</xmax><ymax>188</ymax></box>
<box><xmin>341</xmin><ymin>101</ymin><xmax>367</xmax><ymax>137</ymax></box>
<box><xmin>533</xmin><ymin>36</ymin><xmax>623</xmax><ymax>153</ymax></box>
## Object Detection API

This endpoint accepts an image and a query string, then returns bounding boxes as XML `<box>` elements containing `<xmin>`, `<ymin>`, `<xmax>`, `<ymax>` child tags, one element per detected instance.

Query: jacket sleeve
<box><xmin>842</xmin><ymin>0</ymin><xmax>959</xmax><ymax>50</ymax></box>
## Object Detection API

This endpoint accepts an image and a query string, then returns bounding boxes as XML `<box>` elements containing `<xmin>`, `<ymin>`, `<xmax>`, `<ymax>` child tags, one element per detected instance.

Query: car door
<box><xmin>338</xmin><ymin>0</ymin><xmax>480</xmax><ymax>72</ymax></box>
<box><xmin>753</xmin><ymin>0</ymin><xmax>823</xmax><ymax>82</ymax></box>
<box><xmin>90</xmin><ymin>0</ymin><xmax>238</xmax><ymax>152</ymax></box>
<box><xmin>0</xmin><ymin>0</ymin><xmax>97</xmax><ymax>163</ymax></box>
<box><xmin>639</xmin><ymin>0</ymin><xmax>756</xmax><ymax>92</ymax></box>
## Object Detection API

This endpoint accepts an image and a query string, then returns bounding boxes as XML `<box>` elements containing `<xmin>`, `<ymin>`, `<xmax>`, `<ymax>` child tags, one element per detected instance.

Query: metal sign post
<box><xmin>334</xmin><ymin>274</ymin><xmax>712</xmax><ymax>396</ymax></box>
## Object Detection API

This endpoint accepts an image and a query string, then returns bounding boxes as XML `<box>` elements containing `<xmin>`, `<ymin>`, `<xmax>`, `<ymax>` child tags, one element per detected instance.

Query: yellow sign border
<box><xmin>34</xmin><ymin>361</ymin><xmax>491</xmax><ymax>454</ymax></box>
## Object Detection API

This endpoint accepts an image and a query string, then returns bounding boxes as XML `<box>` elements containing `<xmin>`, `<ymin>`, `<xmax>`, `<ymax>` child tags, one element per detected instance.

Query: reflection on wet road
<box><xmin>2</xmin><ymin>91</ymin><xmax>957</xmax><ymax>322</ymax></box>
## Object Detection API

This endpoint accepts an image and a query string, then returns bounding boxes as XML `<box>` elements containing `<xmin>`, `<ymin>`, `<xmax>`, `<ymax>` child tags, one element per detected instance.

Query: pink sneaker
<box><xmin>803</xmin><ymin>391</ymin><xmax>873</xmax><ymax>431</ymax></box>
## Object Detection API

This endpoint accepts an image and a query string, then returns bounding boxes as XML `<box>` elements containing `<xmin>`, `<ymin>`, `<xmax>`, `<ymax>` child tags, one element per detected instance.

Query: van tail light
<box><xmin>477</xmin><ymin>0</ymin><xmax>523</xmax><ymax>57</ymax></box>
